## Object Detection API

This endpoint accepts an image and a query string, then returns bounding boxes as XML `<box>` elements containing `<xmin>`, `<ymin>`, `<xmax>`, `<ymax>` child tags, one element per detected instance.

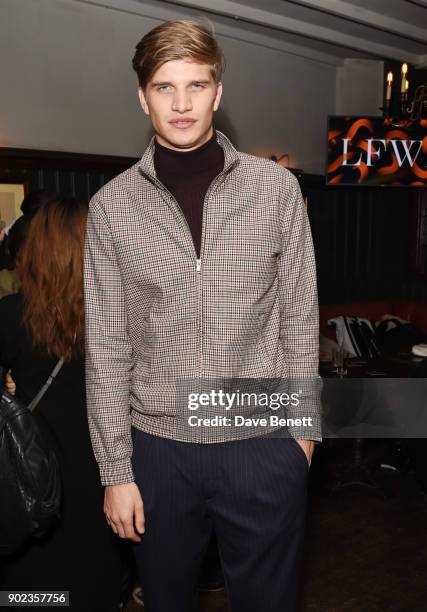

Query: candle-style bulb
<box><xmin>400</xmin><ymin>64</ymin><xmax>408</xmax><ymax>93</ymax></box>
<box><xmin>405</xmin><ymin>79</ymin><xmax>409</xmax><ymax>91</ymax></box>
<box><xmin>385</xmin><ymin>71</ymin><xmax>393</xmax><ymax>102</ymax></box>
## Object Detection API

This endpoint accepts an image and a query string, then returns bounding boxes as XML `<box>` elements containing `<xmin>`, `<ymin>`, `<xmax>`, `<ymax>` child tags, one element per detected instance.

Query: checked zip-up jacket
<box><xmin>84</xmin><ymin>131</ymin><xmax>322</xmax><ymax>486</ymax></box>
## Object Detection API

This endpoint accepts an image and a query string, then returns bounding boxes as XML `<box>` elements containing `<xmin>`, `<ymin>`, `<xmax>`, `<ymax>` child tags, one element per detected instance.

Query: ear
<box><xmin>213</xmin><ymin>82</ymin><xmax>223</xmax><ymax>112</ymax></box>
<box><xmin>138</xmin><ymin>87</ymin><xmax>150</xmax><ymax>116</ymax></box>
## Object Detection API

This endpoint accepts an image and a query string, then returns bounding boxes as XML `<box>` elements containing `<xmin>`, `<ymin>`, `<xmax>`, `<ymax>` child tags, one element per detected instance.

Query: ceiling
<box><xmin>156</xmin><ymin>0</ymin><xmax>427</xmax><ymax>66</ymax></box>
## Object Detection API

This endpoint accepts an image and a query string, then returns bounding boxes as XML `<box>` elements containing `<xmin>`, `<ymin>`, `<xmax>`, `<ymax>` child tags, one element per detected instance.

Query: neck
<box><xmin>154</xmin><ymin>130</ymin><xmax>223</xmax><ymax>176</ymax></box>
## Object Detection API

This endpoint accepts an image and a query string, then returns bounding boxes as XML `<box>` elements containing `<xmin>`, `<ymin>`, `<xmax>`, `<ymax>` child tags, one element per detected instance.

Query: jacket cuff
<box><xmin>289</xmin><ymin>432</ymin><xmax>322</xmax><ymax>443</ymax></box>
<box><xmin>98</xmin><ymin>458</ymin><xmax>135</xmax><ymax>486</ymax></box>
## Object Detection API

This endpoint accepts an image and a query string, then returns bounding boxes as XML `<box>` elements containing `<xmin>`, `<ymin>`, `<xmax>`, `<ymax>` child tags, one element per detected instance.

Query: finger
<box><xmin>115</xmin><ymin>520</ymin><xmax>126</xmax><ymax>539</ymax></box>
<box><xmin>108</xmin><ymin>513</ymin><xmax>125</xmax><ymax>538</ymax></box>
<box><xmin>134</xmin><ymin>503</ymin><xmax>145</xmax><ymax>534</ymax></box>
<box><xmin>117</xmin><ymin>515</ymin><xmax>141</xmax><ymax>542</ymax></box>
<box><xmin>121</xmin><ymin>518</ymin><xmax>142</xmax><ymax>542</ymax></box>
<box><xmin>106</xmin><ymin>516</ymin><xmax>118</xmax><ymax>535</ymax></box>
<box><xmin>5</xmin><ymin>371</ymin><xmax>16</xmax><ymax>394</ymax></box>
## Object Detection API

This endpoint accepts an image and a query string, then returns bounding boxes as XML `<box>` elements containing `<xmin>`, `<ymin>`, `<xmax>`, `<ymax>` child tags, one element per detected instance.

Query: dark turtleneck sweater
<box><xmin>154</xmin><ymin>132</ymin><xmax>224</xmax><ymax>259</ymax></box>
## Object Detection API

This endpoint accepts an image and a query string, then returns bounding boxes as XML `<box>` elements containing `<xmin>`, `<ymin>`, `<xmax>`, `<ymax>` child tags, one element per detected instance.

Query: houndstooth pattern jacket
<box><xmin>84</xmin><ymin>131</ymin><xmax>322</xmax><ymax>486</ymax></box>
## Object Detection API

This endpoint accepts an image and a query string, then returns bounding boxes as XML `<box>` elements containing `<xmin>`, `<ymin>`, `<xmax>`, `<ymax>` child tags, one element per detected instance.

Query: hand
<box><xmin>5</xmin><ymin>369</ymin><xmax>16</xmax><ymax>395</ymax></box>
<box><xmin>104</xmin><ymin>482</ymin><xmax>145</xmax><ymax>542</ymax></box>
<box><xmin>296</xmin><ymin>439</ymin><xmax>315</xmax><ymax>467</ymax></box>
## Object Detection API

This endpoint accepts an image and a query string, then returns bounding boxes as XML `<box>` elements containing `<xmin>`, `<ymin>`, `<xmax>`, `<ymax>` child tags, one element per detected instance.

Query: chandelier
<box><xmin>383</xmin><ymin>63</ymin><xmax>427</xmax><ymax>122</ymax></box>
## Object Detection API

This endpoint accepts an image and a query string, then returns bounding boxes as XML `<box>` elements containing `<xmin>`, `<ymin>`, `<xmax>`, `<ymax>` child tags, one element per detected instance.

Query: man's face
<box><xmin>138</xmin><ymin>59</ymin><xmax>223</xmax><ymax>151</ymax></box>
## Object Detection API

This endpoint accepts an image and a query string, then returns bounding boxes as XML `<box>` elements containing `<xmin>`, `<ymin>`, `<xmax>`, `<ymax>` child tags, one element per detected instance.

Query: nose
<box><xmin>172</xmin><ymin>89</ymin><xmax>193</xmax><ymax>113</ymax></box>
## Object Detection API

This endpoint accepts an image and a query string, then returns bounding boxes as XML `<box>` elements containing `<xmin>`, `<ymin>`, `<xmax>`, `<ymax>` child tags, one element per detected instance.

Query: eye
<box><xmin>190</xmin><ymin>83</ymin><xmax>205</xmax><ymax>90</ymax></box>
<box><xmin>158</xmin><ymin>85</ymin><xmax>173</xmax><ymax>93</ymax></box>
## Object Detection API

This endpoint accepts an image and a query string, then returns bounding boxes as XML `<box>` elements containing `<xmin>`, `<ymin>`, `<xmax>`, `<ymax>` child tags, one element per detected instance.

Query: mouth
<box><xmin>169</xmin><ymin>118</ymin><xmax>197</xmax><ymax>129</ymax></box>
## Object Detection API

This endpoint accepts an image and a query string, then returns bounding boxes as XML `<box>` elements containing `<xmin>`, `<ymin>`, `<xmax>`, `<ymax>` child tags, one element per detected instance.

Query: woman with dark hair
<box><xmin>19</xmin><ymin>189</ymin><xmax>58</xmax><ymax>217</ymax></box>
<box><xmin>0</xmin><ymin>189</ymin><xmax>58</xmax><ymax>273</ymax></box>
<box><xmin>0</xmin><ymin>197</ymin><xmax>123</xmax><ymax>611</ymax></box>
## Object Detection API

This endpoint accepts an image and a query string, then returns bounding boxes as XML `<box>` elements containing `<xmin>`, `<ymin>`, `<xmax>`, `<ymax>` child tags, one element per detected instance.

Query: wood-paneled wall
<box><xmin>1</xmin><ymin>148</ymin><xmax>426</xmax><ymax>304</ymax></box>
<box><xmin>0</xmin><ymin>148</ymin><xmax>137</xmax><ymax>202</ymax></box>
<box><xmin>303</xmin><ymin>177</ymin><xmax>427</xmax><ymax>304</ymax></box>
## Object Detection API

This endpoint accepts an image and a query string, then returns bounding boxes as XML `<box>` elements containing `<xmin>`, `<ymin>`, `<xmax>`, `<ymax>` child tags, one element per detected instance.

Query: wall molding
<box><xmin>71</xmin><ymin>0</ymin><xmax>344</xmax><ymax>67</ymax></box>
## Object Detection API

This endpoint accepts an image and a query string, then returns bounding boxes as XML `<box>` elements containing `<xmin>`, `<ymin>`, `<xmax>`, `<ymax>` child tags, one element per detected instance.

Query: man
<box><xmin>84</xmin><ymin>19</ymin><xmax>321</xmax><ymax>612</ymax></box>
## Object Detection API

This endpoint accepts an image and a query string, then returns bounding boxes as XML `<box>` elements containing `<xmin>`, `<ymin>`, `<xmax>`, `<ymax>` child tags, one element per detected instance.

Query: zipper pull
<box><xmin>196</xmin><ymin>259</ymin><xmax>201</xmax><ymax>272</ymax></box>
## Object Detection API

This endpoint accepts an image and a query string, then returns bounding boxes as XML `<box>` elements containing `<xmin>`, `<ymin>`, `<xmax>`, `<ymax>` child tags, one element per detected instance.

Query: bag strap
<box><xmin>28</xmin><ymin>357</ymin><xmax>65</xmax><ymax>413</ymax></box>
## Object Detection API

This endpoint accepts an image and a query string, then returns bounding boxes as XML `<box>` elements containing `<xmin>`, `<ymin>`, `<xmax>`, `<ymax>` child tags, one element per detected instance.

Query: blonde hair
<box><xmin>132</xmin><ymin>20</ymin><xmax>225</xmax><ymax>89</ymax></box>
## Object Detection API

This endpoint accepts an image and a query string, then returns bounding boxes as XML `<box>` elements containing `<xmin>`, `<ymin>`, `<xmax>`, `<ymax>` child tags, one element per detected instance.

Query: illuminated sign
<box><xmin>326</xmin><ymin>116</ymin><xmax>427</xmax><ymax>186</ymax></box>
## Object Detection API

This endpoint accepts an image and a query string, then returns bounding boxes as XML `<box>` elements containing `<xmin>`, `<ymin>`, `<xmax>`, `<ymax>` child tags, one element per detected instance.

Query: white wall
<box><xmin>0</xmin><ymin>0</ymin><xmax>382</xmax><ymax>174</ymax></box>
<box><xmin>0</xmin><ymin>0</ymin><xmax>150</xmax><ymax>158</ymax></box>
<box><xmin>218</xmin><ymin>36</ymin><xmax>336</xmax><ymax>173</ymax></box>
<box><xmin>336</xmin><ymin>59</ymin><xmax>384</xmax><ymax>116</ymax></box>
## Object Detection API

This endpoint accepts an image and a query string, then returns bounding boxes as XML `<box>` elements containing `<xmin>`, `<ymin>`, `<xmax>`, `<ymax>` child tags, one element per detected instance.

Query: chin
<box><xmin>164</xmin><ymin>131</ymin><xmax>204</xmax><ymax>150</ymax></box>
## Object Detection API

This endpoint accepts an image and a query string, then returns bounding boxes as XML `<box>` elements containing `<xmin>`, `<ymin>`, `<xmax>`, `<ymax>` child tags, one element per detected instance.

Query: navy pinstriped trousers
<box><xmin>131</xmin><ymin>427</ymin><xmax>309</xmax><ymax>612</ymax></box>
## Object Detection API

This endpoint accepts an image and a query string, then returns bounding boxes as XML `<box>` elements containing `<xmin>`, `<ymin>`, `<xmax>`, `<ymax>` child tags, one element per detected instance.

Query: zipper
<box><xmin>146</xmin><ymin>164</ymin><xmax>238</xmax><ymax>378</ymax></box>
<box><xmin>195</xmin><ymin>258</ymin><xmax>202</xmax><ymax>378</ymax></box>
<box><xmin>148</xmin><ymin>177</ymin><xmax>203</xmax><ymax>377</ymax></box>
<box><xmin>196</xmin><ymin>172</ymin><xmax>231</xmax><ymax>377</ymax></box>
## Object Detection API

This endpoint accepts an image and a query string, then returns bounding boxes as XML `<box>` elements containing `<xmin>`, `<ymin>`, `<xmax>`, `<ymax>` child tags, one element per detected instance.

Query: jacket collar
<box><xmin>138</xmin><ymin>130</ymin><xmax>240</xmax><ymax>180</ymax></box>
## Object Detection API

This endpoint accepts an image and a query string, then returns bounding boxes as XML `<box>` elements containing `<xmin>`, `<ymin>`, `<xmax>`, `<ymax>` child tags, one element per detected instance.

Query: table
<box><xmin>318</xmin><ymin>352</ymin><xmax>427</xmax><ymax>490</ymax></box>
